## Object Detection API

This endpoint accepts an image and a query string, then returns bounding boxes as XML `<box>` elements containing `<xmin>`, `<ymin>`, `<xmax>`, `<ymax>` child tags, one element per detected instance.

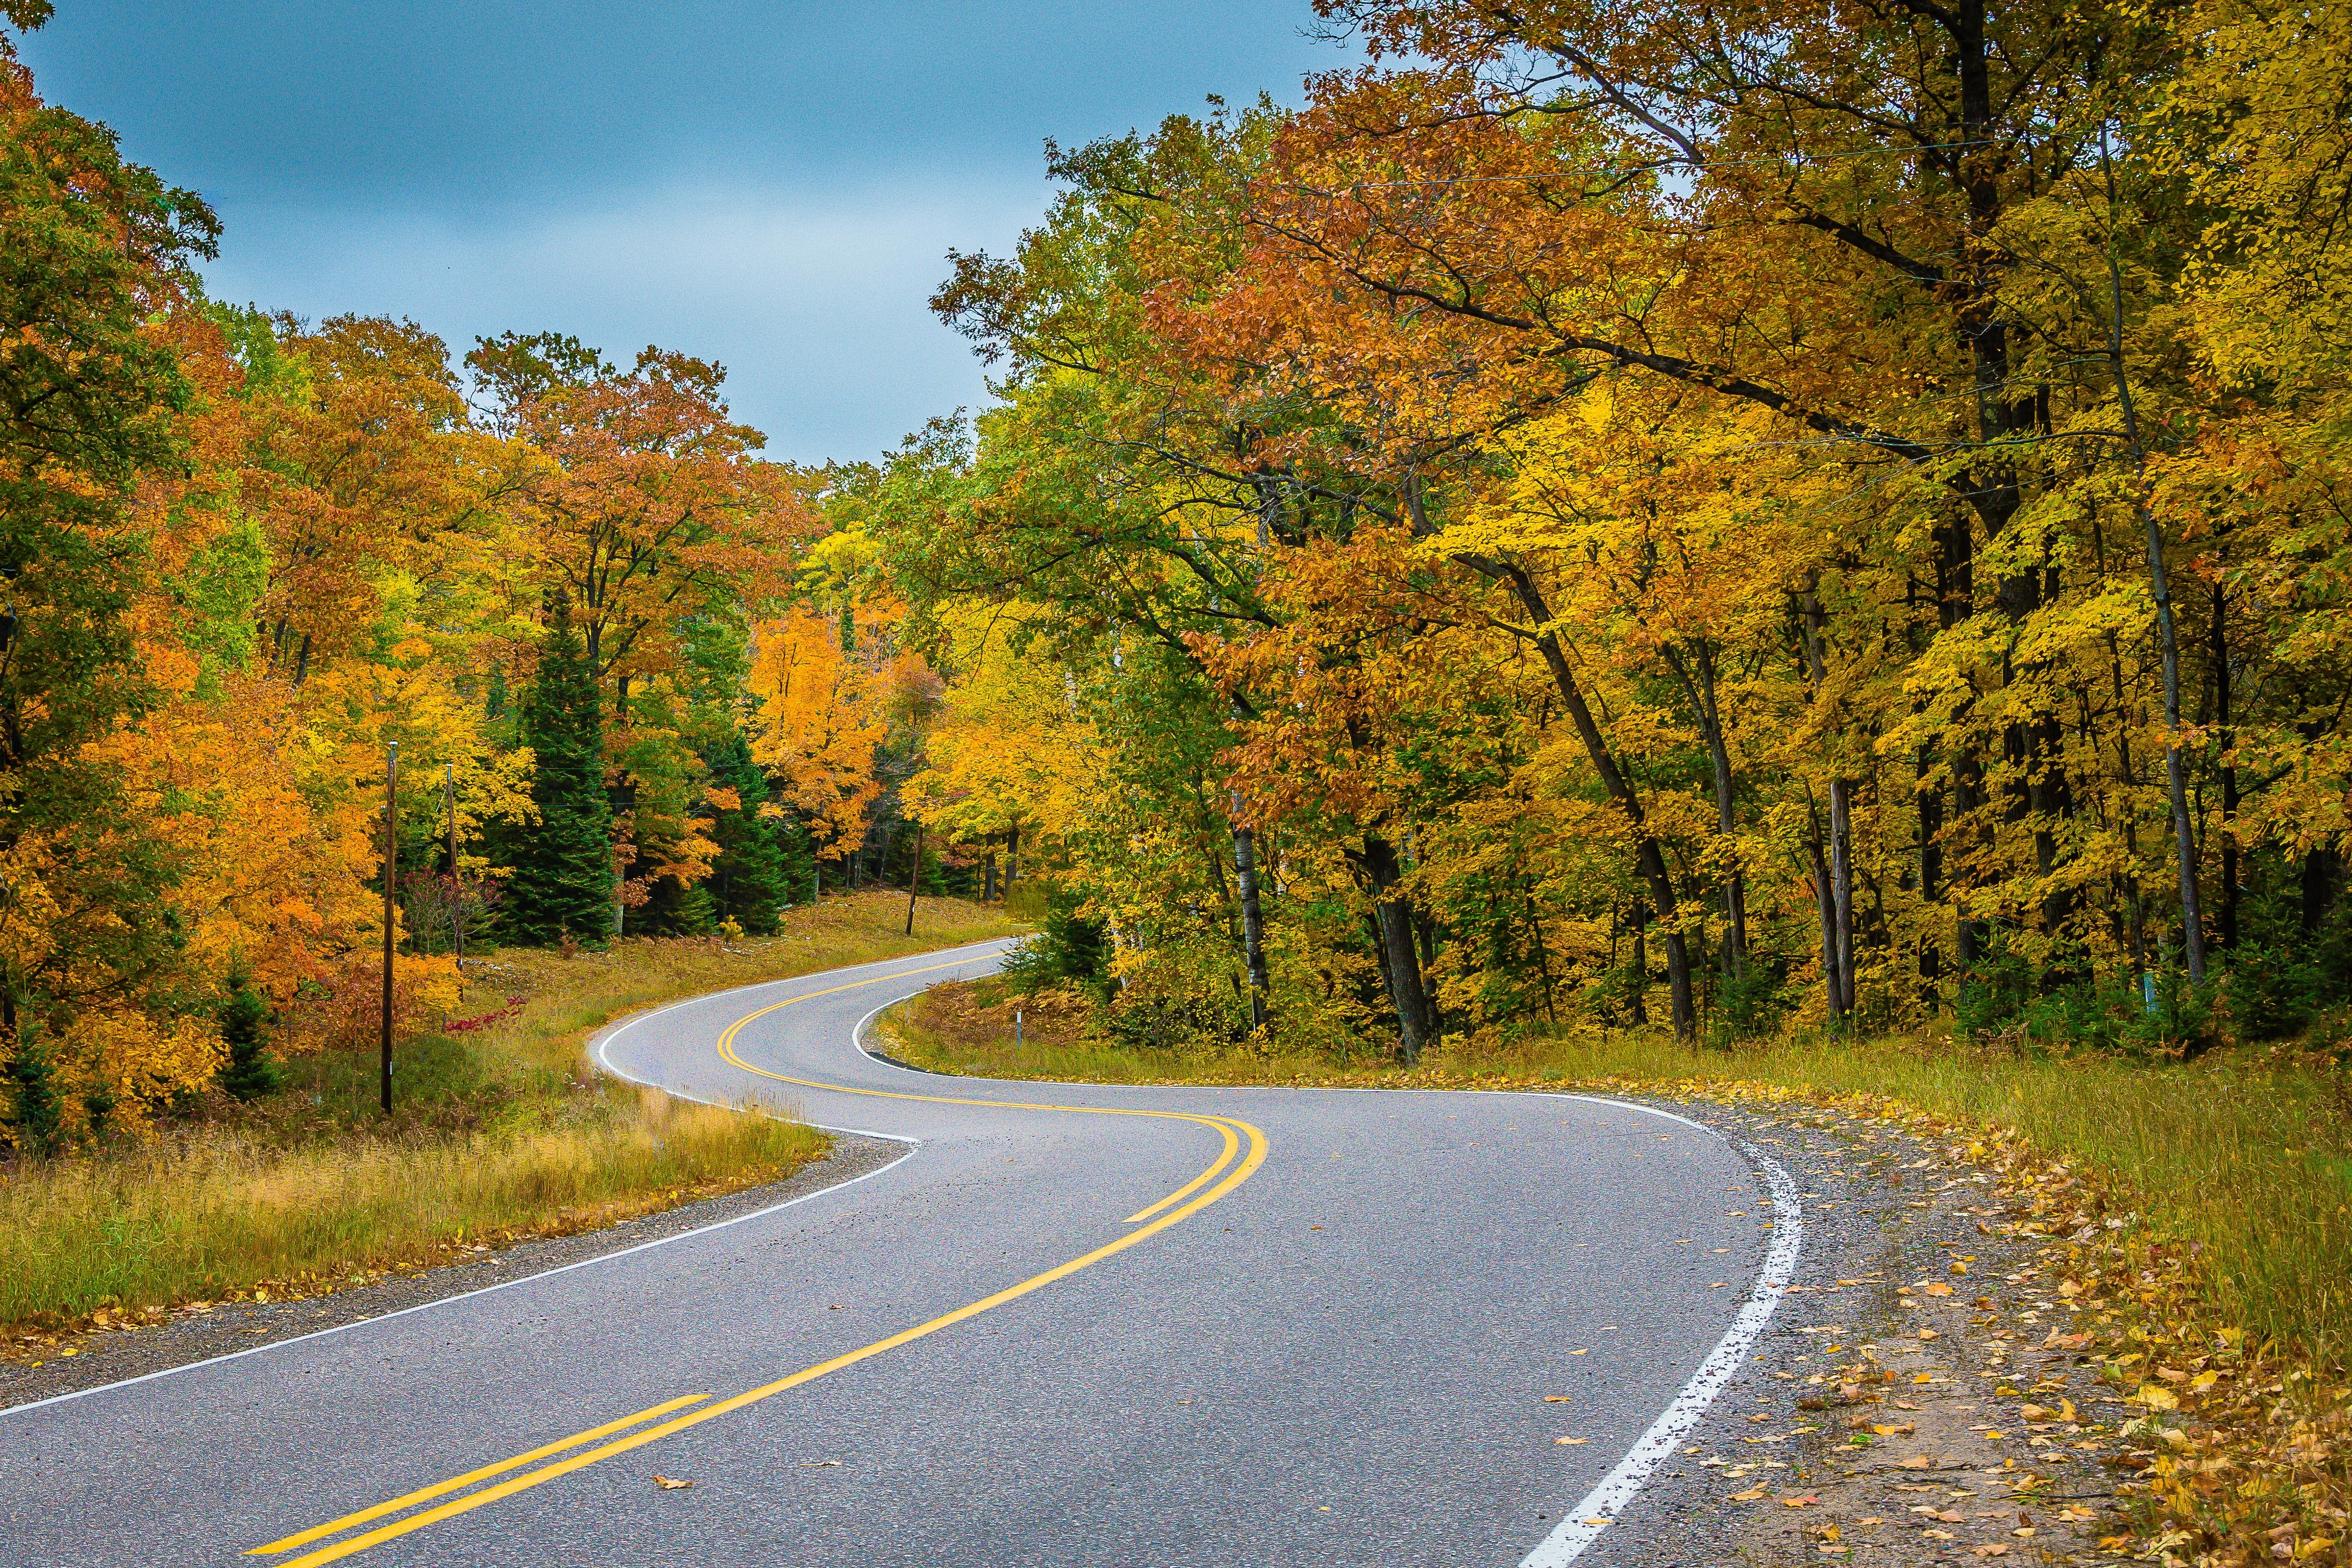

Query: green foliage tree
<box><xmin>500</xmin><ymin>590</ymin><xmax>615</xmax><ymax>943</ymax></box>
<box><xmin>0</xmin><ymin>30</ymin><xmax>220</xmax><ymax>1039</ymax></box>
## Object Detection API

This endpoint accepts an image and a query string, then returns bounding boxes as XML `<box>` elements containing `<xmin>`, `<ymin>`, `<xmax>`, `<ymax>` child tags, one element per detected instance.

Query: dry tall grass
<box><xmin>2</xmin><ymin>894</ymin><xmax>1025</xmax><ymax>1335</ymax></box>
<box><xmin>2</xmin><ymin>1095</ymin><xmax>820</xmax><ymax>1327</ymax></box>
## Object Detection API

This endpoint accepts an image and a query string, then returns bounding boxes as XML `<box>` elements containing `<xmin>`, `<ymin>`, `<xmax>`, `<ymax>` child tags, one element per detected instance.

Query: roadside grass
<box><xmin>881</xmin><ymin>978</ymin><xmax>2352</xmax><ymax>1361</ymax></box>
<box><xmin>1</xmin><ymin>894</ymin><xmax>1025</xmax><ymax>1341</ymax></box>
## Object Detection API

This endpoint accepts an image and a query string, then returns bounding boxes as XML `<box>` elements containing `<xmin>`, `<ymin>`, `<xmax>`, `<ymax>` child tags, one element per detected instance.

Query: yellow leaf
<box><xmin>652</xmin><ymin>1475</ymin><xmax>694</xmax><ymax>1491</ymax></box>
<box><xmin>1555</xmin><ymin>1437</ymin><xmax>1590</xmax><ymax>1445</ymax></box>
<box><xmin>2135</xmin><ymin>1384</ymin><xmax>2179</xmax><ymax>1411</ymax></box>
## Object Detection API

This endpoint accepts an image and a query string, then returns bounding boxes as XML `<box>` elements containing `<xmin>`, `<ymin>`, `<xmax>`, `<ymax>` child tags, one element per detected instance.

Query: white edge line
<box><xmin>1519</xmin><ymin>1110</ymin><xmax>1804</xmax><ymax>1567</ymax></box>
<box><xmin>0</xmin><ymin>943</ymin><xmax>1018</xmax><ymax>1425</ymax></box>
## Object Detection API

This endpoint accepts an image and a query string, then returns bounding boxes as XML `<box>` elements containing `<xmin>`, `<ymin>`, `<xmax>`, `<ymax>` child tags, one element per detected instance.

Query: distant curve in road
<box><xmin>2</xmin><ymin>937</ymin><xmax>1798</xmax><ymax>1568</ymax></box>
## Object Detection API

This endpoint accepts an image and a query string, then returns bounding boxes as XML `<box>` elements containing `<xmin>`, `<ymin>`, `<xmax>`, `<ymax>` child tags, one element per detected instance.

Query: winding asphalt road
<box><xmin>2</xmin><ymin>939</ymin><xmax>1799</xmax><ymax>1567</ymax></box>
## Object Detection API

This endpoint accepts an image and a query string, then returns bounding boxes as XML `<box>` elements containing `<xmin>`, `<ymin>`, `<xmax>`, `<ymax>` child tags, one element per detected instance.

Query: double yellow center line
<box><xmin>249</xmin><ymin>962</ymin><xmax>1269</xmax><ymax>1566</ymax></box>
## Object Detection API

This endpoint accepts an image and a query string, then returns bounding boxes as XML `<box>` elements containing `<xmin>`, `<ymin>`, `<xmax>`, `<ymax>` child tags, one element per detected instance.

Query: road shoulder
<box><xmin>1586</xmin><ymin>1095</ymin><xmax>2117</xmax><ymax>1567</ymax></box>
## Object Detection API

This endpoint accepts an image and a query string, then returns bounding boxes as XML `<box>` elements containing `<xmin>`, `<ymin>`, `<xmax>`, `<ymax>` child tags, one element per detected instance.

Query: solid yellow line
<box><xmin>1124</xmin><ymin>1119</ymin><xmax>1238</xmax><ymax>1224</ymax></box>
<box><xmin>261</xmin><ymin>965</ymin><xmax>1269</xmax><ymax>1568</ymax></box>
<box><xmin>246</xmin><ymin>1392</ymin><xmax>712</xmax><ymax>1555</ymax></box>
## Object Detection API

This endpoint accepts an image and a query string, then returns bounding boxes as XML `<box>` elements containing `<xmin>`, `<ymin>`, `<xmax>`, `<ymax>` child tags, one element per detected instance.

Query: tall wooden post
<box><xmin>445</xmin><ymin>763</ymin><xmax>464</xmax><ymax>962</ymax></box>
<box><xmin>381</xmin><ymin>739</ymin><xmax>397</xmax><ymax>1114</ymax></box>
<box><xmin>905</xmin><ymin>822</ymin><xmax>921</xmax><ymax>936</ymax></box>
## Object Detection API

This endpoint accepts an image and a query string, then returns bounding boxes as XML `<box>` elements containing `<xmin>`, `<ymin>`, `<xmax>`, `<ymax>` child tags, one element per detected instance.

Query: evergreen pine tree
<box><xmin>216</xmin><ymin>964</ymin><xmax>282</xmax><ymax>1102</ymax></box>
<box><xmin>706</xmin><ymin>727</ymin><xmax>799</xmax><ymax>935</ymax></box>
<box><xmin>3</xmin><ymin>1016</ymin><xmax>64</xmax><ymax>1156</ymax></box>
<box><xmin>501</xmin><ymin>590</ymin><xmax>615</xmax><ymax>944</ymax></box>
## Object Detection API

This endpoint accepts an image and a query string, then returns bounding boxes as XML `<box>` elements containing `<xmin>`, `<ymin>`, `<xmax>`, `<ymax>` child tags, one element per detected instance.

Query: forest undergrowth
<box><xmin>1</xmin><ymin>893</ymin><xmax>1023</xmax><ymax>1345</ymax></box>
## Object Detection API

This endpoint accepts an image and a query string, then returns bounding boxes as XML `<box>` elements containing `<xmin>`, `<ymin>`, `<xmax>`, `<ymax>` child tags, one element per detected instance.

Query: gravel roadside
<box><xmin>1585</xmin><ymin>1095</ymin><xmax>2124</xmax><ymax>1567</ymax></box>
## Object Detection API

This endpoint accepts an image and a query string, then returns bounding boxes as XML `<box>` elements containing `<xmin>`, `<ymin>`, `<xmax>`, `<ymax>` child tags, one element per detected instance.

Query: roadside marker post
<box><xmin>381</xmin><ymin>739</ymin><xmax>397</xmax><ymax>1115</ymax></box>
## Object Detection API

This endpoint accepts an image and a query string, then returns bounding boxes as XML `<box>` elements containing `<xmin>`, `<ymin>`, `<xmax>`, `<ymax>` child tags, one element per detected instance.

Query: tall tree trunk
<box><xmin>1916</xmin><ymin>738</ymin><xmax>1943</xmax><ymax>988</ymax></box>
<box><xmin>1233</xmin><ymin>804</ymin><xmax>1270</xmax><ymax>1034</ymax></box>
<box><xmin>1931</xmin><ymin>513</ymin><xmax>1988</xmax><ymax>986</ymax></box>
<box><xmin>2102</xmin><ymin>124</ymin><xmax>2207</xmax><ymax>986</ymax></box>
<box><xmin>1830</xmin><ymin>775</ymin><xmax>1857</xmax><ymax>1016</ymax></box>
<box><xmin>1629</xmin><ymin>903</ymin><xmax>1650</xmax><ymax>1027</ymax></box>
<box><xmin>1806</xmin><ymin>790</ymin><xmax>1846</xmax><ymax>1024</ymax></box>
<box><xmin>2302</xmin><ymin>844</ymin><xmax>2340</xmax><ymax>936</ymax></box>
<box><xmin>1797</xmin><ymin>580</ymin><xmax>1859</xmax><ymax>1017</ymax></box>
<box><xmin>2211</xmin><ymin>575</ymin><xmax>2239</xmax><ymax>949</ymax></box>
<box><xmin>1663</xmin><ymin>641</ymin><xmax>1747</xmax><ymax>976</ymax></box>
<box><xmin>1357</xmin><ymin>834</ymin><xmax>1434</xmax><ymax>1061</ymax></box>
<box><xmin>1004</xmin><ymin>821</ymin><xmax>1020</xmax><ymax>901</ymax></box>
<box><xmin>1466</xmin><ymin>555</ymin><xmax>1695</xmax><ymax>1039</ymax></box>
<box><xmin>982</xmin><ymin>850</ymin><xmax>998</xmax><ymax>904</ymax></box>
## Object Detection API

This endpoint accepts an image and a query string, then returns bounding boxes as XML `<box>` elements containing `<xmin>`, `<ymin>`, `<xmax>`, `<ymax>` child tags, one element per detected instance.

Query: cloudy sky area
<box><xmin>19</xmin><ymin>1</ymin><xmax>1344</xmax><ymax>464</ymax></box>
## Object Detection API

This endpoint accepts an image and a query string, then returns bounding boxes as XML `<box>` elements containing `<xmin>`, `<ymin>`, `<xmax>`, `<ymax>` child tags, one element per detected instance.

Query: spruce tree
<box><xmin>501</xmin><ymin>590</ymin><xmax>614</xmax><ymax>944</ymax></box>
<box><xmin>216</xmin><ymin>964</ymin><xmax>282</xmax><ymax>1101</ymax></box>
<box><xmin>3</xmin><ymin>1017</ymin><xmax>63</xmax><ymax>1156</ymax></box>
<box><xmin>706</xmin><ymin>728</ymin><xmax>798</xmax><ymax>935</ymax></box>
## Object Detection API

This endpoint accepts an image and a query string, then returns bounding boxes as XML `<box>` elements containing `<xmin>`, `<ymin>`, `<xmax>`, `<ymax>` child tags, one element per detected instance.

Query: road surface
<box><xmin>2</xmin><ymin>938</ymin><xmax>1798</xmax><ymax>1567</ymax></box>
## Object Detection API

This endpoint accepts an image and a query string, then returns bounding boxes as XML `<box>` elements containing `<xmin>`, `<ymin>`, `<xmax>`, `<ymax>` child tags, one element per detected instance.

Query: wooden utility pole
<box><xmin>381</xmin><ymin>740</ymin><xmax>398</xmax><ymax>1114</ymax></box>
<box><xmin>905</xmin><ymin>821</ymin><xmax>922</xmax><ymax>936</ymax></box>
<box><xmin>445</xmin><ymin>764</ymin><xmax>464</xmax><ymax>962</ymax></box>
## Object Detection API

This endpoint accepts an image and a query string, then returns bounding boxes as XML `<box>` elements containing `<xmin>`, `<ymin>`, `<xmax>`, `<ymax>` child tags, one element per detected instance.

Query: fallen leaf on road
<box><xmin>1729</xmin><ymin>1487</ymin><xmax>1769</xmax><ymax>1501</ymax></box>
<box><xmin>1972</xmin><ymin>1547</ymin><xmax>2008</xmax><ymax>1558</ymax></box>
<box><xmin>801</xmin><ymin>1460</ymin><xmax>840</xmax><ymax>1467</ymax></box>
<box><xmin>1780</xmin><ymin>1494</ymin><xmax>1819</xmax><ymax>1508</ymax></box>
<box><xmin>1901</xmin><ymin>1455</ymin><xmax>1937</xmax><ymax>1470</ymax></box>
<box><xmin>653</xmin><ymin>1475</ymin><xmax>694</xmax><ymax>1490</ymax></box>
<box><xmin>1871</xmin><ymin>1423</ymin><xmax>1916</xmax><ymax>1437</ymax></box>
<box><xmin>1925</xmin><ymin>1282</ymin><xmax>1954</xmax><ymax>1297</ymax></box>
<box><xmin>1555</xmin><ymin>1437</ymin><xmax>1590</xmax><ymax>1446</ymax></box>
<box><xmin>1569</xmin><ymin>1348</ymin><xmax>1588</xmax><ymax>1356</ymax></box>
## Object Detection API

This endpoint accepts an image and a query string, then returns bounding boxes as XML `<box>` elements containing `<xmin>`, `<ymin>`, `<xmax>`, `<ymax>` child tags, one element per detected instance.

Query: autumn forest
<box><xmin>5</xmin><ymin>0</ymin><xmax>2352</xmax><ymax>1148</ymax></box>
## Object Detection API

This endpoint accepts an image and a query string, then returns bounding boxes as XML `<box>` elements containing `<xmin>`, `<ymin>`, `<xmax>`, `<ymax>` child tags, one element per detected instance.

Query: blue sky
<box><xmin>18</xmin><ymin>2</ymin><xmax>1343</xmax><ymax>463</ymax></box>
